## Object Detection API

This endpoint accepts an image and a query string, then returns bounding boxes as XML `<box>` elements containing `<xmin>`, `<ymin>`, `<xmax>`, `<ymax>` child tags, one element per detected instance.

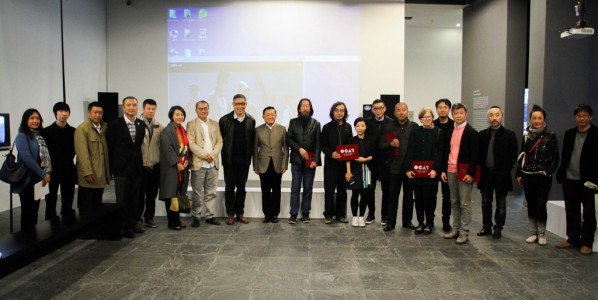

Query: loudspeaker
<box><xmin>98</xmin><ymin>92</ymin><xmax>119</xmax><ymax>123</ymax></box>
<box><xmin>380</xmin><ymin>94</ymin><xmax>400</xmax><ymax>111</ymax></box>
<box><xmin>362</xmin><ymin>104</ymin><xmax>373</xmax><ymax>119</ymax></box>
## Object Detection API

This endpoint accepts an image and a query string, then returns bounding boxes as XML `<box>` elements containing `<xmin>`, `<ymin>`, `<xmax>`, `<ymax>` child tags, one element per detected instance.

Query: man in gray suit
<box><xmin>188</xmin><ymin>100</ymin><xmax>223</xmax><ymax>227</ymax></box>
<box><xmin>254</xmin><ymin>106</ymin><xmax>289</xmax><ymax>223</ymax></box>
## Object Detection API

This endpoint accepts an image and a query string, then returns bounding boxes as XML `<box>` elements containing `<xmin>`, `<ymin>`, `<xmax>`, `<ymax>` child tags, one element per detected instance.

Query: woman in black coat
<box><xmin>345</xmin><ymin>117</ymin><xmax>374</xmax><ymax>227</ymax></box>
<box><xmin>159</xmin><ymin>106</ymin><xmax>190</xmax><ymax>230</ymax></box>
<box><xmin>404</xmin><ymin>108</ymin><xmax>443</xmax><ymax>235</ymax></box>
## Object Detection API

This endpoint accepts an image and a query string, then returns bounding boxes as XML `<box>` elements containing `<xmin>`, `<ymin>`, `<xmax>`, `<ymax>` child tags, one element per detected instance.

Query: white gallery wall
<box><xmin>404</xmin><ymin>4</ymin><xmax>463</xmax><ymax>119</ymax></box>
<box><xmin>0</xmin><ymin>0</ymin><xmax>106</xmax><ymax>212</ymax></box>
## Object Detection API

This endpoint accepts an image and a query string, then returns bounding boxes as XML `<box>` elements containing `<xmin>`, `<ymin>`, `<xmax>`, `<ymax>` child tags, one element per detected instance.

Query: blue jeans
<box><xmin>290</xmin><ymin>164</ymin><xmax>316</xmax><ymax>216</ymax></box>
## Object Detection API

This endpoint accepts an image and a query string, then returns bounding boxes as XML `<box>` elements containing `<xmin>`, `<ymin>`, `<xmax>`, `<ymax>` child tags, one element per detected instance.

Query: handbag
<box><xmin>0</xmin><ymin>142</ymin><xmax>28</xmax><ymax>184</ymax></box>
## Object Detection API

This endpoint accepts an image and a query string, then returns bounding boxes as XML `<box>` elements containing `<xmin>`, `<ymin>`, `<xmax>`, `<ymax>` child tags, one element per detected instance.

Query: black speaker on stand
<box><xmin>98</xmin><ymin>92</ymin><xmax>119</xmax><ymax>123</ymax></box>
<box><xmin>380</xmin><ymin>94</ymin><xmax>400</xmax><ymax>111</ymax></box>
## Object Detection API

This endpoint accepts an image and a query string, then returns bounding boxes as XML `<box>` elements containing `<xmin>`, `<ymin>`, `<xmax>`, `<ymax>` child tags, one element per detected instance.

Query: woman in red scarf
<box><xmin>159</xmin><ymin>106</ymin><xmax>190</xmax><ymax>230</ymax></box>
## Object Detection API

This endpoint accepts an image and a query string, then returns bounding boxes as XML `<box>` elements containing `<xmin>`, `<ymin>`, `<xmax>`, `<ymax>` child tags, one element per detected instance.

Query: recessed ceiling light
<box><xmin>456</xmin><ymin>23</ymin><xmax>461</xmax><ymax>27</ymax></box>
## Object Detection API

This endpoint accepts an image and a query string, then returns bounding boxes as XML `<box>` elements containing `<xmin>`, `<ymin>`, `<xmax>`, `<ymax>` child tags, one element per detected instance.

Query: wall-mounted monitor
<box><xmin>0</xmin><ymin>113</ymin><xmax>11</xmax><ymax>151</ymax></box>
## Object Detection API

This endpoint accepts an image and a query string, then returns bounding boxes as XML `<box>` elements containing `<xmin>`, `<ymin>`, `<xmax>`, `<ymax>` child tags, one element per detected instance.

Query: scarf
<box><xmin>176</xmin><ymin>125</ymin><xmax>189</xmax><ymax>183</ymax></box>
<box><xmin>526</xmin><ymin>123</ymin><xmax>546</xmax><ymax>140</ymax></box>
<box><xmin>32</xmin><ymin>129</ymin><xmax>52</xmax><ymax>174</ymax></box>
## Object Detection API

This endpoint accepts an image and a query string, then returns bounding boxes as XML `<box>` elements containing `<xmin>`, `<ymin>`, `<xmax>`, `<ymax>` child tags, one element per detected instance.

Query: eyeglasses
<box><xmin>576</xmin><ymin>114</ymin><xmax>591</xmax><ymax>119</ymax></box>
<box><xmin>372</xmin><ymin>106</ymin><xmax>385</xmax><ymax>111</ymax></box>
<box><xmin>233</xmin><ymin>102</ymin><xmax>247</xmax><ymax>107</ymax></box>
<box><xmin>420</xmin><ymin>116</ymin><xmax>433</xmax><ymax>120</ymax></box>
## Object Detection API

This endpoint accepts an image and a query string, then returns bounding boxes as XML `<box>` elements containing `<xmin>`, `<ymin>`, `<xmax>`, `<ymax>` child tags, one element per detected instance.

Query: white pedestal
<box><xmin>547</xmin><ymin>200</ymin><xmax>598</xmax><ymax>252</ymax></box>
<box><xmin>155</xmin><ymin>187</ymin><xmax>326</xmax><ymax>219</ymax></box>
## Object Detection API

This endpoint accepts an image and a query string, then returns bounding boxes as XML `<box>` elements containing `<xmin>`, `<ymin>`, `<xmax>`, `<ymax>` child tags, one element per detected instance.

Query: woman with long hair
<box><xmin>11</xmin><ymin>108</ymin><xmax>52</xmax><ymax>230</ymax></box>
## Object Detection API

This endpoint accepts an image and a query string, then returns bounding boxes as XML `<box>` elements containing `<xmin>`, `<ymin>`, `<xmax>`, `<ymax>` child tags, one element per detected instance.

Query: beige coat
<box><xmin>186</xmin><ymin>117</ymin><xmax>223</xmax><ymax>171</ymax></box>
<box><xmin>75</xmin><ymin>119</ymin><xmax>110</xmax><ymax>188</ymax></box>
<box><xmin>253</xmin><ymin>123</ymin><xmax>289</xmax><ymax>174</ymax></box>
<box><xmin>140</xmin><ymin>114</ymin><xmax>163</xmax><ymax>167</ymax></box>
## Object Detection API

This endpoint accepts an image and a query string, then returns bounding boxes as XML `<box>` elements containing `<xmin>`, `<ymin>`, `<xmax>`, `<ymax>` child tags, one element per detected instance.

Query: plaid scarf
<box><xmin>31</xmin><ymin>129</ymin><xmax>52</xmax><ymax>174</ymax></box>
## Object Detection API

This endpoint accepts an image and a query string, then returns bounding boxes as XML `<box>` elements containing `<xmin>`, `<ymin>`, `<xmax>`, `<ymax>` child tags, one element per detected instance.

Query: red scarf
<box><xmin>176</xmin><ymin>125</ymin><xmax>189</xmax><ymax>183</ymax></box>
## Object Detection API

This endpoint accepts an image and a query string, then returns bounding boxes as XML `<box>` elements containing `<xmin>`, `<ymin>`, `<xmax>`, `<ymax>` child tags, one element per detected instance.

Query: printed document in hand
<box><xmin>34</xmin><ymin>181</ymin><xmax>49</xmax><ymax>200</ymax></box>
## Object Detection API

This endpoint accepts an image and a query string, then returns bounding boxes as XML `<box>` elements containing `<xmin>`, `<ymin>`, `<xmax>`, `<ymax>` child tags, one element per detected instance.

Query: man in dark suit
<box><xmin>556</xmin><ymin>104</ymin><xmax>598</xmax><ymax>255</ymax></box>
<box><xmin>365</xmin><ymin>99</ymin><xmax>394</xmax><ymax>225</ymax></box>
<box><xmin>106</xmin><ymin>96</ymin><xmax>145</xmax><ymax>238</ymax></box>
<box><xmin>476</xmin><ymin>106</ymin><xmax>518</xmax><ymax>239</ymax></box>
<box><xmin>433</xmin><ymin>98</ymin><xmax>455</xmax><ymax>232</ymax></box>
<box><xmin>254</xmin><ymin>106</ymin><xmax>289</xmax><ymax>223</ymax></box>
<box><xmin>441</xmin><ymin>103</ymin><xmax>479</xmax><ymax>244</ymax></box>
<box><xmin>219</xmin><ymin>94</ymin><xmax>256</xmax><ymax>225</ymax></box>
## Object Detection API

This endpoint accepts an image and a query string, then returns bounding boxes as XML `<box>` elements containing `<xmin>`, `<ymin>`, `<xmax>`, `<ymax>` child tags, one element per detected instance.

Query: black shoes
<box><xmin>414</xmin><ymin>226</ymin><xmax>424</xmax><ymax>235</ymax></box>
<box><xmin>477</xmin><ymin>227</ymin><xmax>492</xmax><ymax>236</ymax></box>
<box><xmin>122</xmin><ymin>230</ymin><xmax>135</xmax><ymax>238</ymax></box>
<box><xmin>206</xmin><ymin>218</ymin><xmax>220</xmax><ymax>225</ymax></box>
<box><xmin>442</xmin><ymin>223</ymin><xmax>452</xmax><ymax>232</ymax></box>
<box><xmin>192</xmin><ymin>219</ymin><xmax>200</xmax><ymax>227</ymax></box>
<box><xmin>492</xmin><ymin>228</ymin><xmax>502</xmax><ymax>239</ymax></box>
<box><xmin>403</xmin><ymin>223</ymin><xmax>417</xmax><ymax>230</ymax></box>
<box><xmin>302</xmin><ymin>214</ymin><xmax>311</xmax><ymax>223</ymax></box>
<box><xmin>133</xmin><ymin>221</ymin><xmax>145</xmax><ymax>233</ymax></box>
<box><xmin>288</xmin><ymin>215</ymin><xmax>297</xmax><ymax>224</ymax></box>
<box><xmin>423</xmin><ymin>226</ymin><xmax>432</xmax><ymax>235</ymax></box>
<box><xmin>383</xmin><ymin>224</ymin><xmax>395</xmax><ymax>232</ymax></box>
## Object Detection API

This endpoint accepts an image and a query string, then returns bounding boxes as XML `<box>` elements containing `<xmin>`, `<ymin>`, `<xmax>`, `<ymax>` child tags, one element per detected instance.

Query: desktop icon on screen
<box><xmin>199</xmin><ymin>28</ymin><xmax>207</xmax><ymax>39</ymax></box>
<box><xmin>169</xmin><ymin>9</ymin><xmax>177</xmax><ymax>19</ymax></box>
<box><xmin>199</xmin><ymin>8</ymin><xmax>208</xmax><ymax>19</ymax></box>
<box><xmin>184</xmin><ymin>29</ymin><xmax>191</xmax><ymax>38</ymax></box>
<box><xmin>184</xmin><ymin>9</ymin><xmax>192</xmax><ymax>19</ymax></box>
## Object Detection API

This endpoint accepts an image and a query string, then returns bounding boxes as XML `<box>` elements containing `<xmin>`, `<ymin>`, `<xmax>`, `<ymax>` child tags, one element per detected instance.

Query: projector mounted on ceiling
<box><xmin>561</xmin><ymin>0</ymin><xmax>594</xmax><ymax>39</ymax></box>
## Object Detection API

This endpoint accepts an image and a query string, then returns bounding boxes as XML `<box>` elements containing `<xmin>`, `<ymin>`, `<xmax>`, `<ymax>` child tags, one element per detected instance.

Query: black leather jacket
<box><xmin>287</xmin><ymin>117</ymin><xmax>321</xmax><ymax>166</ymax></box>
<box><xmin>218</xmin><ymin>111</ymin><xmax>256</xmax><ymax>167</ymax></box>
<box><xmin>516</xmin><ymin>127</ymin><xmax>559</xmax><ymax>177</ymax></box>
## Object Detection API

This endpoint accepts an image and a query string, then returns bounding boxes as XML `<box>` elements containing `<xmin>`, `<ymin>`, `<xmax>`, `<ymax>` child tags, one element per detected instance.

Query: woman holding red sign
<box><xmin>345</xmin><ymin>117</ymin><xmax>374</xmax><ymax>227</ymax></box>
<box><xmin>404</xmin><ymin>108</ymin><xmax>444</xmax><ymax>234</ymax></box>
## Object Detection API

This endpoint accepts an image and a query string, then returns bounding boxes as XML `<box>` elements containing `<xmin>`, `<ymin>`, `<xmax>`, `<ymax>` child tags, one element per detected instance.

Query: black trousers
<box><xmin>114</xmin><ymin>175</ymin><xmax>142</xmax><ymax>231</ymax></box>
<box><xmin>323</xmin><ymin>163</ymin><xmax>348</xmax><ymax>219</ymax></box>
<box><xmin>163</xmin><ymin>198</ymin><xmax>181</xmax><ymax>228</ymax></box>
<box><xmin>77</xmin><ymin>186</ymin><xmax>104</xmax><ymax>210</ymax></box>
<box><xmin>480</xmin><ymin>171</ymin><xmax>508</xmax><ymax>230</ymax></box>
<box><xmin>259</xmin><ymin>160</ymin><xmax>282</xmax><ymax>220</ymax></box>
<box><xmin>138</xmin><ymin>164</ymin><xmax>160</xmax><ymax>221</ymax></box>
<box><xmin>369</xmin><ymin>169</ymin><xmax>390</xmax><ymax>220</ymax></box>
<box><xmin>440</xmin><ymin>180</ymin><xmax>451</xmax><ymax>226</ymax></box>
<box><xmin>413</xmin><ymin>184</ymin><xmax>438</xmax><ymax>228</ymax></box>
<box><xmin>351</xmin><ymin>187</ymin><xmax>373</xmax><ymax>216</ymax></box>
<box><xmin>223</xmin><ymin>155</ymin><xmax>250</xmax><ymax>216</ymax></box>
<box><xmin>18</xmin><ymin>178</ymin><xmax>41</xmax><ymax>230</ymax></box>
<box><xmin>387</xmin><ymin>173</ymin><xmax>413</xmax><ymax>227</ymax></box>
<box><xmin>563</xmin><ymin>180</ymin><xmax>597</xmax><ymax>249</ymax></box>
<box><xmin>44</xmin><ymin>172</ymin><xmax>75</xmax><ymax>219</ymax></box>
<box><xmin>521</xmin><ymin>173</ymin><xmax>552</xmax><ymax>223</ymax></box>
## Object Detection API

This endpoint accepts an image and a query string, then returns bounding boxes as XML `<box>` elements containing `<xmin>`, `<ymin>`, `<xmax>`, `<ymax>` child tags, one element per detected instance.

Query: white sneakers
<box><xmin>352</xmin><ymin>216</ymin><xmax>366</xmax><ymax>227</ymax></box>
<box><xmin>358</xmin><ymin>217</ymin><xmax>365</xmax><ymax>227</ymax></box>
<box><xmin>526</xmin><ymin>234</ymin><xmax>547</xmax><ymax>245</ymax></box>
<box><xmin>526</xmin><ymin>235</ymin><xmax>538</xmax><ymax>243</ymax></box>
<box><xmin>538</xmin><ymin>234</ymin><xmax>547</xmax><ymax>245</ymax></box>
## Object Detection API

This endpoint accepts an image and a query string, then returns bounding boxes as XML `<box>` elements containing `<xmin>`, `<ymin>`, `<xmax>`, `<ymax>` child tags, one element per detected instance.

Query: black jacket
<box><xmin>366</xmin><ymin>115</ymin><xmax>394</xmax><ymax>177</ymax></box>
<box><xmin>106</xmin><ymin>117</ymin><xmax>145</xmax><ymax>177</ymax></box>
<box><xmin>287</xmin><ymin>116</ymin><xmax>321</xmax><ymax>166</ymax></box>
<box><xmin>477</xmin><ymin>125</ymin><xmax>518</xmax><ymax>191</ymax></box>
<box><xmin>41</xmin><ymin>122</ymin><xmax>76</xmax><ymax>179</ymax></box>
<box><xmin>403</xmin><ymin>126</ymin><xmax>443</xmax><ymax>186</ymax></box>
<box><xmin>379</xmin><ymin>119</ymin><xmax>419</xmax><ymax>175</ymax></box>
<box><xmin>218</xmin><ymin>111</ymin><xmax>256</xmax><ymax>167</ymax></box>
<box><xmin>321</xmin><ymin>120</ymin><xmax>353</xmax><ymax>167</ymax></box>
<box><xmin>441</xmin><ymin>122</ymin><xmax>479</xmax><ymax>176</ymax></box>
<box><xmin>556</xmin><ymin>124</ymin><xmax>598</xmax><ymax>184</ymax></box>
<box><xmin>516</xmin><ymin>126</ymin><xmax>559</xmax><ymax>177</ymax></box>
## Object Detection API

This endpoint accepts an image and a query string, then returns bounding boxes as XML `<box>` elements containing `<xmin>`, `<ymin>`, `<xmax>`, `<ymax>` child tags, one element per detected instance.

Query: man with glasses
<box><xmin>556</xmin><ymin>104</ymin><xmax>598</xmax><ymax>255</ymax></box>
<box><xmin>365</xmin><ymin>99</ymin><xmax>394</xmax><ymax>225</ymax></box>
<box><xmin>219</xmin><ymin>94</ymin><xmax>256</xmax><ymax>225</ymax></box>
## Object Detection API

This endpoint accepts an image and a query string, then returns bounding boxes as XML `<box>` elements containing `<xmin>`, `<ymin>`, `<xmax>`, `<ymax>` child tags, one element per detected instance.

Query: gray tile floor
<box><xmin>1</xmin><ymin>185</ymin><xmax>597</xmax><ymax>300</ymax></box>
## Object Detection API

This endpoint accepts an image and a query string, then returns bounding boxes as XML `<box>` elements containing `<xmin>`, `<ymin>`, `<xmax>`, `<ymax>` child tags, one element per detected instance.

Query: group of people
<box><xmin>9</xmin><ymin>95</ymin><xmax>597</xmax><ymax>255</ymax></box>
